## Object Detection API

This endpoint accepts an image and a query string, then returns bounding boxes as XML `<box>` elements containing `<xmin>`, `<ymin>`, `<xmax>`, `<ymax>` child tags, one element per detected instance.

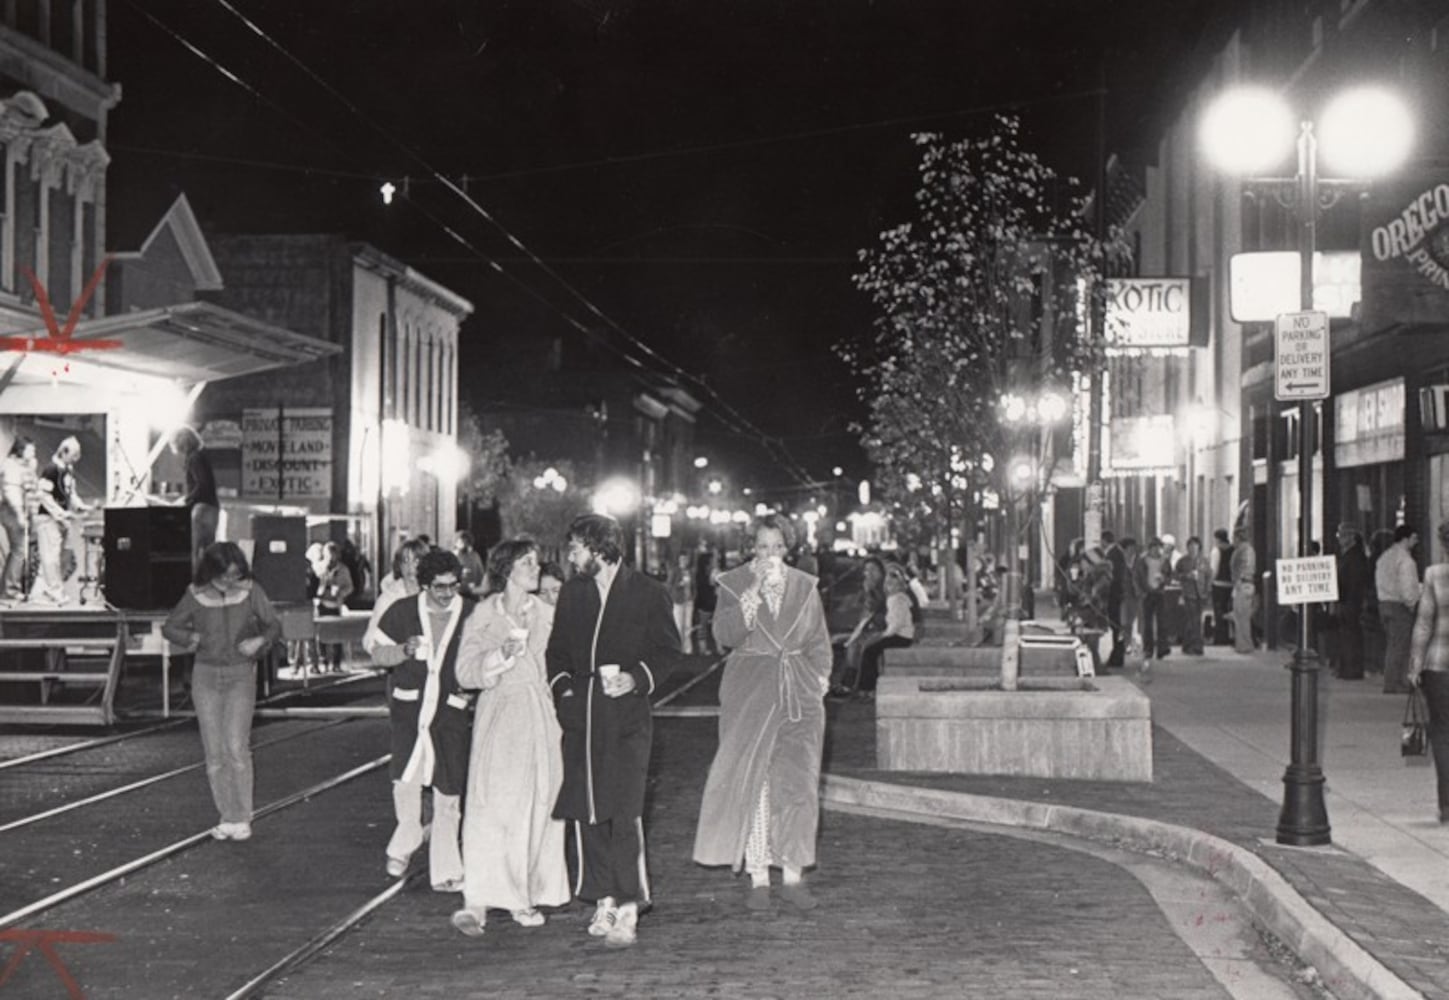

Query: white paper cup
<box><xmin>414</xmin><ymin>640</ymin><xmax>432</xmax><ymax>662</ymax></box>
<box><xmin>597</xmin><ymin>664</ymin><xmax>620</xmax><ymax>681</ymax></box>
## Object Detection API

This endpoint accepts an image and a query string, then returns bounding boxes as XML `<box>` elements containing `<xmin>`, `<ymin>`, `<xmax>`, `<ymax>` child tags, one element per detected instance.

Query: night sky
<box><xmin>105</xmin><ymin>0</ymin><xmax>1237</xmax><ymax>494</ymax></box>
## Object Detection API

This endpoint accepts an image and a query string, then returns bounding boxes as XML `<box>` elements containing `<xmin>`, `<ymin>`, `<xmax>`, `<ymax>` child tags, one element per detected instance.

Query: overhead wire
<box><xmin>204</xmin><ymin>0</ymin><xmax>819</xmax><ymax>487</ymax></box>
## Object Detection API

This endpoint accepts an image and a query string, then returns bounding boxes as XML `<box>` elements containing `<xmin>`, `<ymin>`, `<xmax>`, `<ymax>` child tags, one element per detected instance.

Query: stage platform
<box><xmin>0</xmin><ymin>604</ymin><xmax>372</xmax><ymax>725</ymax></box>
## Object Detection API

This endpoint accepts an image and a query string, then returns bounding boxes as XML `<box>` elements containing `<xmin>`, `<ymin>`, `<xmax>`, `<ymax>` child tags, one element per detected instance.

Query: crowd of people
<box><xmin>162</xmin><ymin>512</ymin><xmax>844</xmax><ymax>949</ymax></box>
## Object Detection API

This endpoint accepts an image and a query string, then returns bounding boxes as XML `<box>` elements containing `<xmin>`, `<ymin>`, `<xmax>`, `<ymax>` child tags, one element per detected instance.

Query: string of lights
<box><xmin>202</xmin><ymin>0</ymin><xmax>818</xmax><ymax>487</ymax></box>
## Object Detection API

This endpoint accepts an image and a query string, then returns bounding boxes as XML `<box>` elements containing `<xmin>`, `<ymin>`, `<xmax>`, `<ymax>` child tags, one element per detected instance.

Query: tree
<box><xmin>456</xmin><ymin>399</ymin><xmax>512</xmax><ymax>506</ymax></box>
<box><xmin>843</xmin><ymin>116</ymin><xmax>1119</xmax><ymax>635</ymax></box>
<box><xmin>497</xmin><ymin>458</ymin><xmax>590</xmax><ymax>558</ymax></box>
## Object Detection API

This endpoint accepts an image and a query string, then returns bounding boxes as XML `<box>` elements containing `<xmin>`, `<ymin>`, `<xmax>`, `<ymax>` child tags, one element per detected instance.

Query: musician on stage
<box><xmin>0</xmin><ymin>436</ymin><xmax>36</xmax><ymax>602</ymax></box>
<box><xmin>169</xmin><ymin>426</ymin><xmax>219</xmax><ymax>565</ymax></box>
<box><xmin>30</xmin><ymin>436</ymin><xmax>88</xmax><ymax>605</ymax></box>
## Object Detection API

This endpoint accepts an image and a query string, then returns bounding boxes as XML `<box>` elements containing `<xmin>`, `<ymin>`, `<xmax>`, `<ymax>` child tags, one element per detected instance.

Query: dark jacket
<box><xmin>1338</xmin><ymin>545</ymin><xmax>1372</xmax><ymax>610</ymax></box>
<box><xmin>375</xmin><ymin>593</ymin><xmax>478</xmax><ymax>794</ymax></box>
<box><xmin>547</xmin><ymin>564</ymin><xmax>680</xmax><ymax>823</ymax></box>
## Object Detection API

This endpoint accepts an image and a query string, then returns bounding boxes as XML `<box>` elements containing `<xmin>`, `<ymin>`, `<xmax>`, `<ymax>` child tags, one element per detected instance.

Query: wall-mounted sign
<box><xmin>242</xmin><ymin>407</ymin><xmax>332</xmax><ymax>500</ymax></box>
<box><xmin>1105</xmin><ymin>278</ymin><xmax>1207</xmax><ymax>350</ymax></box>
<box><xmin>1334</xmin><ymin>377</ymin><xmax>1405</xmax><ymax>469</ymax></box>
<box><xmin>1360</xmin><ymin>176</ymin><xmax>1449</xmax><ymax>330</ymax></box>
<box><xmin>1229</xmin><ymin>251</ymin><xmax>1361</xmax><ymax>322</ymax></box>
<box><xmin>1107</xmin><ymin>414</ymin><xmax>1176</xmax><ymax>473</ymax></box>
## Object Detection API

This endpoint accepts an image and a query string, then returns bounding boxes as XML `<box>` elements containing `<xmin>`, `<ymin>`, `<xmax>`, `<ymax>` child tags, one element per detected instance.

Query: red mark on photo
<box><xmin>0</xmin><ymin>928</ymin><xmax>116</xmax><ymax>999</ymax></box>
<box><xmin>0</xmin><ymin>258</ymin><xmax>120</xmax><ymax>376</ymax></box>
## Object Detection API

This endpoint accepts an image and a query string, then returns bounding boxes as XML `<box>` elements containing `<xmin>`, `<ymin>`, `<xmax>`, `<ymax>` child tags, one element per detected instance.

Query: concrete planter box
<box><xmin>884</xmin><ymin>644</ymin><xmax>1079</xmax><ymax>678</ymax></box>
<box><xmin>875</xmin><ymin>674</ymin><xmax>1152</xmax><ymax>782</ymax></box>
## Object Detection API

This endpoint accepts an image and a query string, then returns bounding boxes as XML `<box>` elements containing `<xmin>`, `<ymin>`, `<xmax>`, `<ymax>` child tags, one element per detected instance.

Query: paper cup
<box><xmin>414</xmin><ymin>640</ymin><xmax>432</xmax><ymax>662</ymax></box>
<box><xmin>597</xmin><ymin>664</ymin><xmax>620</xmax><ymax>681</ymax></box>
<box><xmin>508</xmin><ymin>627</ymin><xmax>529</xmax><ymax>643</ymax></box>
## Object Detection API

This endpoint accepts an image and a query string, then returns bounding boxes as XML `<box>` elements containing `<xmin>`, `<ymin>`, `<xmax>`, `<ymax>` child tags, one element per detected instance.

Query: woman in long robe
<box><xmin>692</xmin><ymin>515</ymin><xmax>833</xmax><ymax>909</ymax></box>
<box><xmin>450</xmin><ymin>538</ymin><xmax>569</xmax><ymax>936</ymax></box>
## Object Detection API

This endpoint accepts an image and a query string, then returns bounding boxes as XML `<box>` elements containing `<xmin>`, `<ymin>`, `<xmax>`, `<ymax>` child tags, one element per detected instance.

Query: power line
<box><xmin>205</xmin><ymin>0</ymin><xmax>819</xmax><ymax>487</ymax></box>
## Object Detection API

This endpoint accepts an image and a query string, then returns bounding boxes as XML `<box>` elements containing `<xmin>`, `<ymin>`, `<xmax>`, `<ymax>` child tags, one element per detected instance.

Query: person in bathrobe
<box><xmin>369</xmin><ymin>548</ymin><xmax>477</xmax><ymax>890</ymax></box>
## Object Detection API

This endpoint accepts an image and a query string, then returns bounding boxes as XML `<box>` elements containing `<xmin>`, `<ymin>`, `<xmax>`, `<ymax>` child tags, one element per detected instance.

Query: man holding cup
<box><xmin>546</xmin><ymin>514</ymin><xmax>681</xmax><ymax>949</ymax></box>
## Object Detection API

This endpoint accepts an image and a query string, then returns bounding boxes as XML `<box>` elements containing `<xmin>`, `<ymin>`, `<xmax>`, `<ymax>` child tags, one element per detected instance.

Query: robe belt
<box><xmin>739</xmin><ymin>637</ymin><xmax>811</xmax><ymax>723</ymax></box>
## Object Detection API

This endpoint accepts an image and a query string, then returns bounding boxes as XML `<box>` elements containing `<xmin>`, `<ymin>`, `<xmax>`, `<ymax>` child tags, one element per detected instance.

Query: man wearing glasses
<box><xmin>369</xmin><ymin>548</ymin><xmax>478</xmax><ymax>891</ymax></box>
<box><xmin>547</xmin><ymin>514</ymin><xmax>681</xmax><ymax>948</ymax></box>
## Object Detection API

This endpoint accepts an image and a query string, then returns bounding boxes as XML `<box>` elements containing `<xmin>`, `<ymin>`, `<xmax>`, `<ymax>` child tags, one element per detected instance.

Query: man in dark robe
<box><xmin>547</xmin><ymin>514</ymin><xmax>680</xmax><ymax>949</ymax></box>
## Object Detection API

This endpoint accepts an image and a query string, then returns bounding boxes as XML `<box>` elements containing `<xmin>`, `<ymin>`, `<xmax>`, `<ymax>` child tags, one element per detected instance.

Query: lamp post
<box><xmin>998</xmin><ymin>387</ymin><xmax>1068</xmax><ymax>691</ymax></box>
<box><xmin>1202</xmin><ymin>84</ymin><xmax>1413</xmax><ymax>847</ymax></box>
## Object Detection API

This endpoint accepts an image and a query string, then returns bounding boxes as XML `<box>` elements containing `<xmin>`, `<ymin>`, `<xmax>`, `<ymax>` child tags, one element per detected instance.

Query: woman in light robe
<box><xmin>450</xmin><ymin>538</ymin><xmax>569</xmax><ymax>936</ymax></box>
<box><xmin>692</xmin><ymin>515</ymin><xmax>833</xmax><ymax>910</ymax></box>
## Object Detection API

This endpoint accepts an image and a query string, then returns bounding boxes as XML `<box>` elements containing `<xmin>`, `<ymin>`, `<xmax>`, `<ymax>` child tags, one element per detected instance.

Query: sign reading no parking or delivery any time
<box><xmin>1276</xmin><ymin>556</ymin><xmax>1339</xmax><ymax>606</ymax></box>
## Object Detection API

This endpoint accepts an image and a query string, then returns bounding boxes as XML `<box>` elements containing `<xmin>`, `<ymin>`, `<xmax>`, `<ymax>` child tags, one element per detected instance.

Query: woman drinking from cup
<box><xmin>692</xmin><ymin>514</ymin><xmax>833</xmax><ymax>909</ymax></box>
<box><xmin>450</xmin><ymin>538</ymin><xmax>569</xmax><ymax>936</ymax></box>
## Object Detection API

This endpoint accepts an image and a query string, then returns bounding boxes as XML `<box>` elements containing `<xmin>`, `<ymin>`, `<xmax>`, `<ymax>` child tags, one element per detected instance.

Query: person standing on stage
<box><xmin>369</xmin><ymin>548</ymin><xmax>477</xmax><ymax>890</ymax></box>
<box><xmin>30</xmin><ymin>436</ymin><xmax>87</xmax><ymax>605</ymax></box>
<box><xmin>546</xmin><ymin>514</ymin><xmax>680</xmax><ymax>949</ymax></box>
<box><xmin>168</xmin><ymin>426</ymin><xmax>219</xmax><ymax>565</ymax></box>
<box><xmin>162</xmin><ymin>542</ymin><xmax>282</xmax><ymax>841</ymax></box>
<box><xmin>693</xmin><ymin>515</ymin><xmax>833</xmax><ymax>910</ymax></box>
<box><xmin>0</xmin><ymin>436</ymin><xmax>36</xmax><ymax>602</ymax></box>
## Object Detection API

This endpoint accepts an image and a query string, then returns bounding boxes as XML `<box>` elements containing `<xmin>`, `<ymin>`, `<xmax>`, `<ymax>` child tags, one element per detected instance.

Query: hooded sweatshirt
<box><xmin>163</xmin><ymin>580</ymin><xmax>282</xmax><ymax>667</ymax></box>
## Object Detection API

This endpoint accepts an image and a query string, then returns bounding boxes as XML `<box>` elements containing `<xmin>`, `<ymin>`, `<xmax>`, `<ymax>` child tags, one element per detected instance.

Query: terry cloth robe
<box><xmin>692</xmin><ymin>562</ymin><xmax>833</xmax><ymax>872</ymax></box>
<box><xmin>547</xmin><ymin>565</ymin><xmax>680</xmax><ymax>823</ymax></box>
<box><xmin>374</xmin><ymin>593</ymin><xmax>477</xmax><ymax>795</ymax></box>
<box><xmin>455</xmin><ymin>593</ymin><xmax>569</xmax><ymax>913</ymax></box>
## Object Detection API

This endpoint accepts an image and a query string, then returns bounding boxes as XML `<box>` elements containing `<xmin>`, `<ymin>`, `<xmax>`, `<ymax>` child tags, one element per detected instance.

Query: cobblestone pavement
<box><xmin>819</xmin><ymin>696</ymin><xmax>1449</xmax><ymax>999</ymax></box>
<box><xmin>263</xmin><ymin>716</ymin><xmax>1300</xmax><ymax>1000</ymax></box>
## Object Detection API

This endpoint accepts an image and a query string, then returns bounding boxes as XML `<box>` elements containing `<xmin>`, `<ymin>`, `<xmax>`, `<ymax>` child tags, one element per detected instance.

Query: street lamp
<box><xmin>998</xmin><ymin>386</ymin><xmax>1069</xmax><ymax>690</ymax></box>
<box><xmin>1202</xmin><ymin>83</ymin><xmax>1413</xmax><ymax>848</ymax></box>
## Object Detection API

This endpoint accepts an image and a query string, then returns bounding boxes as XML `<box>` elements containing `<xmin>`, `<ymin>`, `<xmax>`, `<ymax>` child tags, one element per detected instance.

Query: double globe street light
<box><xmin>1201</xmin><ymin>83</ymin><xmax>1413</xmax><ymax>846</ymax></box>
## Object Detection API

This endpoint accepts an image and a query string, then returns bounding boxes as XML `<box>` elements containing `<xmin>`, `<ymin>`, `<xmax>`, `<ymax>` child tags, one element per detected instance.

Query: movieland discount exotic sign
<box><xmin>1104</xmin><ymin>277</ymin><xmax>1207</xmax><ymax>351</ymax></box>
<box><xmin>1361</xmin><ymin>176</ymin><xmax>1449</xmax><ymax>330</ymax></box>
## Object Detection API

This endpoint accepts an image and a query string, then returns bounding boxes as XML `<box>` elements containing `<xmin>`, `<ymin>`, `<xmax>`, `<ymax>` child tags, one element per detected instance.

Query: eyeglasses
<box><xmin>429</xmin><ymin>580</ymin><xmax>460</xmax><ymax>593</ymax></box>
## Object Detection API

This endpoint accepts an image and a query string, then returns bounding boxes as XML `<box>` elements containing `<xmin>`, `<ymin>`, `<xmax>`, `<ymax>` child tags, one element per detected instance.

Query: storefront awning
<box><xmin>3</xmin><ymin>301</ymin><xmax>340</xmax><ymax>387</ymax></box>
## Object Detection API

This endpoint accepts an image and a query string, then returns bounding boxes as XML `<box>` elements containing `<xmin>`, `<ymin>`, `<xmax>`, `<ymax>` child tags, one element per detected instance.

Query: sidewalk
<box><xmin>824</xmin><ymin>615</ymin><xmax>1449</xmax><ymax>998</ymax></box>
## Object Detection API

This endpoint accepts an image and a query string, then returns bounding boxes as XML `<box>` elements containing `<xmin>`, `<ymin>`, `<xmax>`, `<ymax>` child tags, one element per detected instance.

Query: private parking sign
<box><xmin>1275</xmin><ymin>310</ymin><xmax>1330</xmax><ymax>401</ymax></box>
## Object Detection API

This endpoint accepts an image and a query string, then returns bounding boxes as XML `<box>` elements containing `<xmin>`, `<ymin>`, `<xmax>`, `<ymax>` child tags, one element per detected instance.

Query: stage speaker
<box><xmin>250</xmin><ymin>515</ymin><xmax>308</xmax><ymax>604</ymax></box>
<box><xmin>103</xmin><ymin>506</ymin><xmax>193</xmax><ymax>611</ymax></box>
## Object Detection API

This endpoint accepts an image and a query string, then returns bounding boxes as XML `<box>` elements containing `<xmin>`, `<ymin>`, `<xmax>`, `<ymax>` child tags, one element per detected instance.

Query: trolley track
<box><xmin>0</xmin><ymin>657</ymin><xmax>725</xmax><ymax>998</ymax></box>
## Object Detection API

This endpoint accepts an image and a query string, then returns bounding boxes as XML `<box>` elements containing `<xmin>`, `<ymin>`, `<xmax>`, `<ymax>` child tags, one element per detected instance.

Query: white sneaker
<box><xmin>587</xmin><ymin>896</ymin><xmax>617</xmax><ymax>937</ymax></box>
<box><xmin>511</xmin><ymin>908</ymin><xmax>545</xmax><ymax>928</ymax></box>
<box><xmin>229</xmin><ymin>822</ymin><xmax>252</xmax><ymax>841</ymax></box>
<box><xmin>385</xmin><ymin>855</ymin><xmax>408</xmax><ymax>878</ymax></box>
<box><xmin>604</xmin><ymin>902</ymin><xmax>638</xmax><ymax>948</ymax></box>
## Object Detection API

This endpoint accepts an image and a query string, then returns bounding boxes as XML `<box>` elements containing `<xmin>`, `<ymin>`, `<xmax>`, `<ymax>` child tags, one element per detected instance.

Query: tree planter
<box><xmin>874</xmin><ymin>675</ymin><xmax>1152</xmax><ymax>781</ymax></box>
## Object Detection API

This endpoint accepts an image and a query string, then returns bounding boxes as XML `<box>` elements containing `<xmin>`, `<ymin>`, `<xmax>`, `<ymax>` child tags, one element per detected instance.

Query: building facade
<box><xmin>194</xmin><ymin>235</ymin><xmax>473</xmax><ymax>577</ymax></box>
<box><xmin>1105</xmin><ymin>0</ymin><xmax>1449</xmax><ymax>642</ymax></box>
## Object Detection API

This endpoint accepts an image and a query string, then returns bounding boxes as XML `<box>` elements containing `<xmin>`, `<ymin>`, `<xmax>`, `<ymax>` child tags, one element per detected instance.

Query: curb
<box><xmin>821</xmin><ymin>774</ymin><xmax>1423</xmax><ymax>1000</ymax></box>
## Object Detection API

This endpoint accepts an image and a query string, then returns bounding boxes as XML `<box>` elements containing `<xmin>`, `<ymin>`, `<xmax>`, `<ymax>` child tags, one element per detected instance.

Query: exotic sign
<box><xmin>1105</xmin><ymin>278</ymin><xmax>1207</xmax><ymax>350</ymax></box>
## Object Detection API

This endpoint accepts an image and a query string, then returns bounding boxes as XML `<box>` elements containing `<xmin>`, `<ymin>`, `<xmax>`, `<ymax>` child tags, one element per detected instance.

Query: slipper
<box><xmin>450</xmin><ymin>909</ymin><xmax>486</xmax><ymax>938</ymax></box>
<box><xmin>778</xmin><ymin>884</ymin><xmax>819</xmax><ymax>911</ymax></box>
